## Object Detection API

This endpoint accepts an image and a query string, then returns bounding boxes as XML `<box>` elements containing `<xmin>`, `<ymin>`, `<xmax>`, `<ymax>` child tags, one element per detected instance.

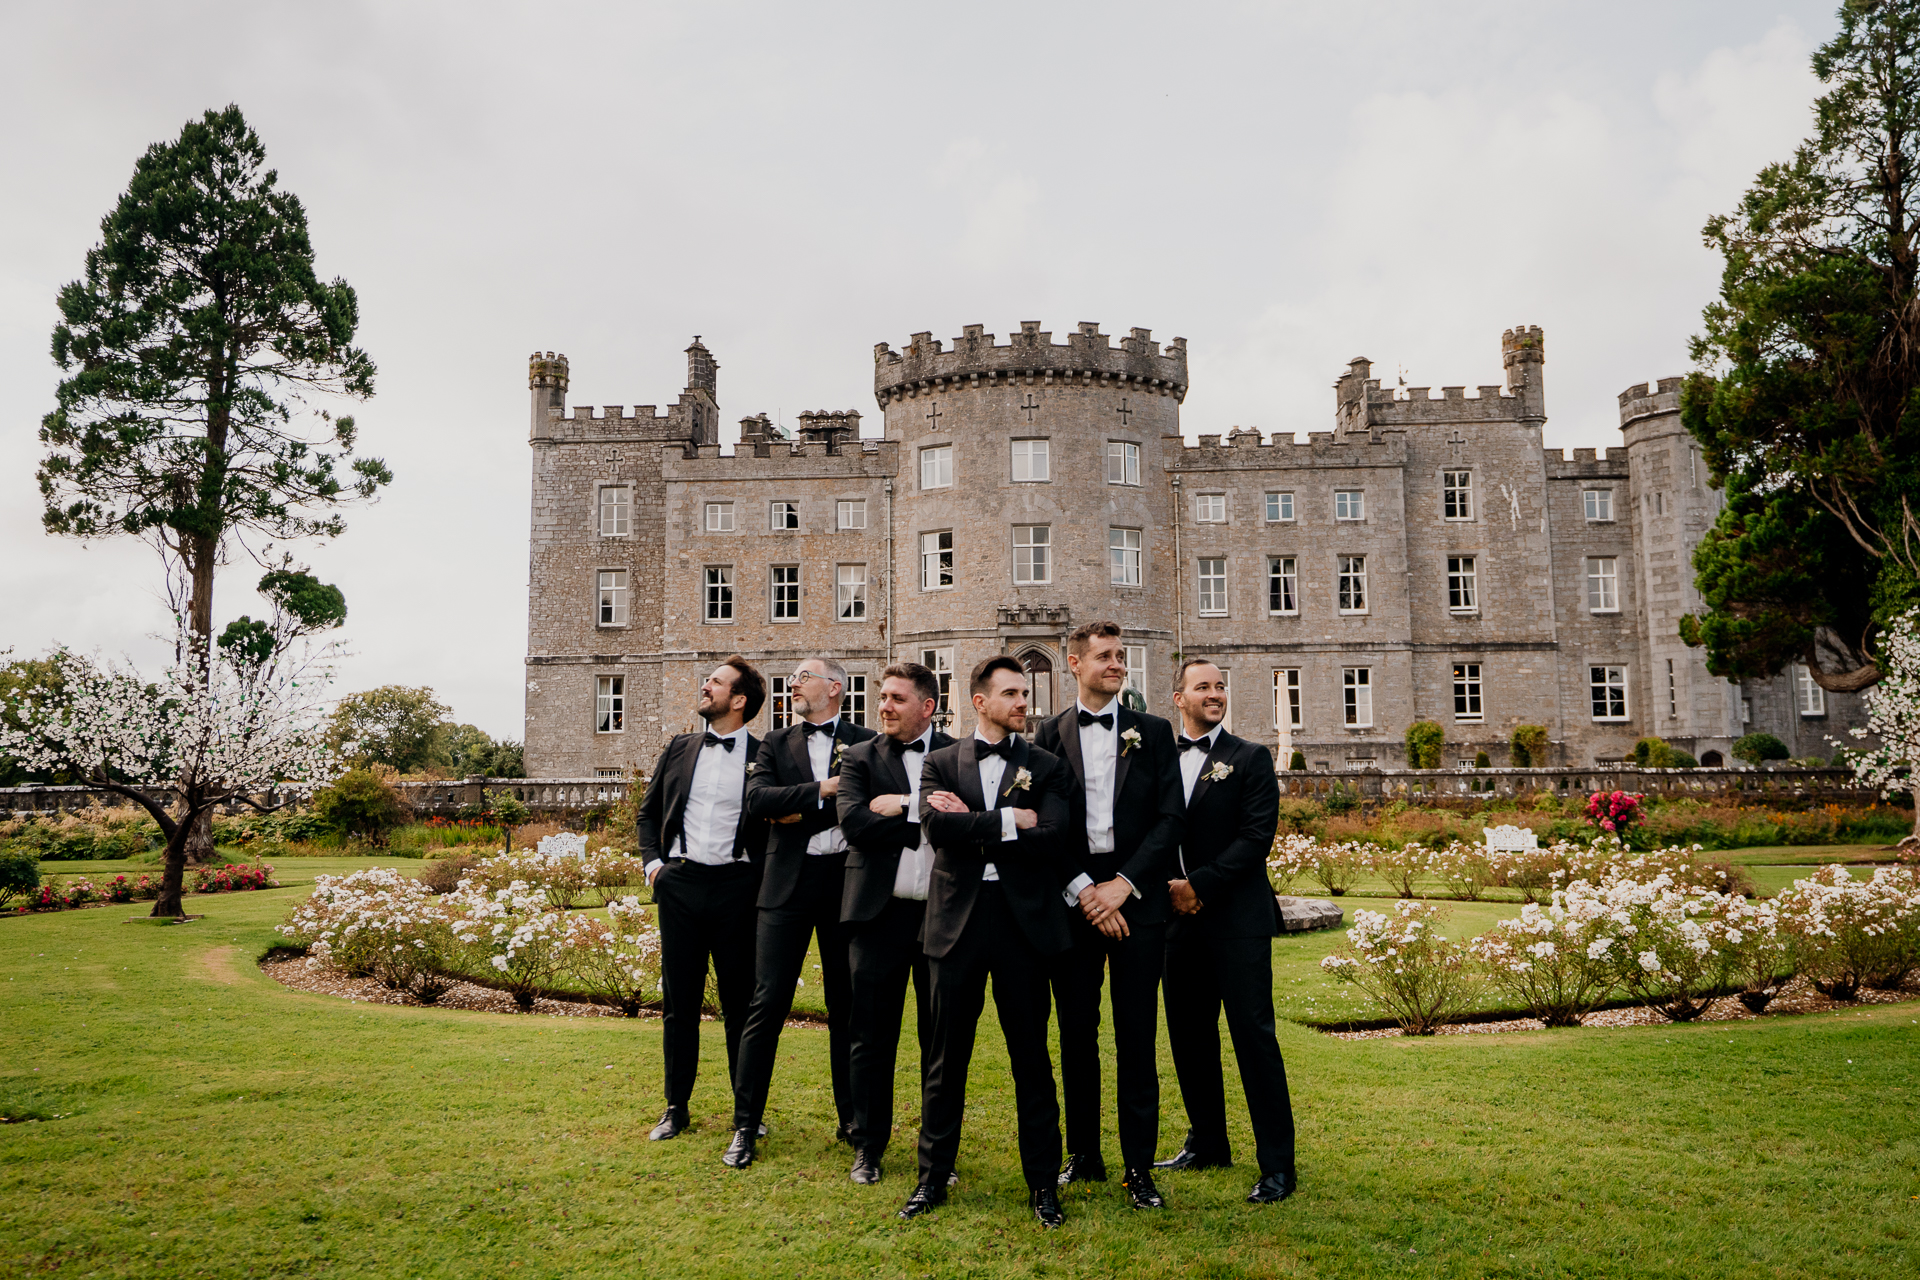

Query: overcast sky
<box><xmin>0</xmin><ymin>1</ymin><xmax>1838</xmax><ymax>741</ymax></box>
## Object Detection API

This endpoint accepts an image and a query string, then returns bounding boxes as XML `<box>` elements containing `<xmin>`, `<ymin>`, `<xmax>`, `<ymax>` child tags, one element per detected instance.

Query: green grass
<box><xmin>3</xmin><ymin>860</ymin><xmax>1918</xmax><ymax>1278</ymax></box>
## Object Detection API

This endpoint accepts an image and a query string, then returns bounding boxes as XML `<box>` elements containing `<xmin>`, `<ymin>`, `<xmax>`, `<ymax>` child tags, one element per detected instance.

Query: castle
<box><xmin>522</xmin><ymin>323</ymin><xmax>1864</xmax><ymax>776</ymax></box>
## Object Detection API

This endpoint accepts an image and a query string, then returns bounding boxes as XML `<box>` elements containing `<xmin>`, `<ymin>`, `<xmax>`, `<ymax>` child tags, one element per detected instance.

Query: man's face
<box><xmin>973</xmin><ymin>669</ymin><xmax>1029</xmax><ymax>735</ymax></box>
<box><xmin>1070</xmin><ymin>635</ymin><xmax>1128</xmax><ymax>698</ymax></box>
<box><xmin>878</xmin><ymin>676</ymin><xmax>934</xmax><ymax>742</ymax></box>
<box><xmin>790</xmin><ymin>660</ymin><xmax>839</xmax><ymax>719</ymax></box>
<box><xmin>1174</xmin><ymin>663</ymin><xmax>1227</xmax><ymax>729</ymax></box>
<box><xmin>697</xmin><ymin>666</ymin><xmax>740</xmax><ymax>722</ymax></box>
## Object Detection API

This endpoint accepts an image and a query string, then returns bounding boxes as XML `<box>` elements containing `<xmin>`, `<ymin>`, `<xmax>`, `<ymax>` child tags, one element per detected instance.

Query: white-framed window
<box><xmin>1453</xmin><ymin>662</ymin><xmax>1483</xmax><ymax>721</ymax></box>
<box><xmin>1590</xmin><ymin>666</ymin><xmax>1629</xmax><ymax>721</ymax></box>
<box><xmin>1586</xmin><ymin>557</ymin><xmax>1619</xmax><ymax>613</ymax></box>
<box><xmin>1123</xmin><ymin>645</ymin><xmax>1147</xmax><ymax>702</ymax></box>
<box><xmin>1742</xmin><ymin>696</ymin><xmax>1753</xmax><ymax>725</ymax></box>
<box><xmin>1195</xmin><ymin>494</ymin><xmax>1226</xmax><ymax>523</ymax></box>
<box><xmin>1793</xmin><ymin>664</ymin><xmax>1826</xmax><ymax>716</ymax></box>
<box><xmin>1337</xmin><ymin>555</ymin><xmax>1368</xmax><ymax>613</ymax></box>
<box><xmin>921</xmin><ymin>647</ymin><xmax>954</xmax><ymax>720</ymax></box>
<box><xmin>769</xmin><ymin>676</ymin><xmax>792</xmax><ymax>730</ymax></box>
<box><xmin>920</xmin><ymin>445</ymin><xmax>953</xmax><ymax>490</ymax></box>
<box><xmin>1443</xmin><ymin>470</ymin><xmax>1473</xmax><ymax>520</ymax></box>
<box><xmin>1106</xmin><ymin>441</ymin><xmax>1140</xmax><ymax>486</ymax></box>
<box><xmin>1011</xmin><ymin>438</ymin><xmax>1051</xmax><ymax>482</ymax></box>
<box><xmin>597</xmin><ymin>569</ymin><xmax>628</xmax><ymax>627</ymax></box>
<box><xmin>1109</xmin><ymin>528</ymin><xmax>1142</xmax><ymax>586</ymax></box>
<box><xmin>1335</xmin><ymin>489</ymin><xmax>1365</xmax><ymax>521</ymax></box>
<box><xmin>770</xmin><ymin>501</ymin><xmax>799</xmax><ymax>531</ymax></box>
<box><xmin>837</xmin><ymin>499</ymin><xmax>867</xmax><ymax>530</ymax></box>
<box><xmin>836</xmin><ymin>564</ymin><xmax>867</xmax><ymax>620</ymax></box>
<box><xmin>1265</xmin><ymin>492</ymin><xmax>1295</xmax><ymax>523</ymax></box>
<box><xmin>846</xmin><ymin>674</ymin><xmax>868</xmax><ymax>727</ymax></box>
<box><xmin>1668</xmin><ymin>658</ymin><xmax>1678</xmax><ymax>720</ymax></box>
<box><xmin>705</xmin><ymin>502</ymin><xmax>734</xmax><ymax>533</ymax></box>
<box><xmin>1447</xmin><ymin>556</ymin><xmax>1478</xmax><ymax>613</ymax></box>
<box><xmin>1013</xmin><ymin>525</ymin><xmax>1051</xmax><ymax>584</ymax></box>
<box><xmin>1198</xmin><ymin>558</ymin><xmax>1228</xmax><ymax>615</ymax></box>
<box><xmin>771</xmin><ymin>565</ymin><xmax>800</xmax><ymax>622</ymax></box>
<box><xmin>595</xmin><ymin>675</ymin><xmax>624</xmax><ymax>733</ymax></box>
<box><xmin>920</xmin><ymin>531</ymin><xmax>954</xmax><ymax>590</ymax></box>
<box><xmin>1268</xmin><ymin>556</ymin><xmax>1298</xmax><ymax>615</ymax></box>
<box><xmin>1274</xmin><ymin>668</ymin><xmax>1302</xmax><ymax>730</ymax></box>
<box><xmin>1584</xmin><ymin>489</ymin><xmax>1614</xmax><ymax>522</ymax></box>
<box><xmin>704</xmin><ymin>566</ymin><xmax>733</xmax><ymax>622</ymax></box>
<box><xmin>598</xmin><ymin>485</ymin><xmax>631</xmax><ymax>537</ymax></box>
<box><xmin>1342</xmin><ymin>667</ymin><xmax>1372</xmax><ymax>727</ymax></box>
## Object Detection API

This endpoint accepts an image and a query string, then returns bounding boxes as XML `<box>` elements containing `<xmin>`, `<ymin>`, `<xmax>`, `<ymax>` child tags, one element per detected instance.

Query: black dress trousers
<box><xmin>1162</xmin><ymin>931</ymin><xmax>1297</xmax><ymax>1176</ymax></box>
<box><xmin>845</xmin><ymin>895</ymin><xmax>932</xmax><ymax>1156</ymax></box>
<box><xmin>652</xmin><ymin>859</ymin><xmax>758</xmax><ymax>1110</ymax></box>
<box><xmin>1052</xmin><ymin>912</ymin><xmax>1167</xmax><ymax>1170</ymax></box>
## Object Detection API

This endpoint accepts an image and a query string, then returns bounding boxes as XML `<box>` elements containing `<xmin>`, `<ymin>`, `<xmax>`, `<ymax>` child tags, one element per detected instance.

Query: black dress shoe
<box><xmin>1056</xmin><ymin>1153</ymin><xmax>1108</xmax><ymax>1185</ymax></box>
<box><xmin>850</xmin><ymin>1149</ymin><xmax>883</xmax><ymax>1185</ymax></box>
<box><xmin>836</xmin><ymin>1120</ymin><xmax>857</xmax><ymax>1147</ymax></box>
<box><xmin>721</xmin><ymin>1127</ymin><xmax>757</xmax><ymax>1169</ymax></box>
<box><xmin>1153</xmin><ymin>1145</ymin><xmax>1231</xmax><ymax>1172</ymax></box>
<box><xmin>647</xmin><ymin>1107</ymin><xmax>688</xmax><ymax>1141</ymax></box>
<box><xmin>1247</xmin><ymin>1169</ymin><xmax>1297</xmax><ymax>1204</ymax></box>
<box><xmin>1029</xmin><ymin>1185</ymin><xmax>1066</xmax><ymax>1228</ymax></box>
<box><xmin>1122</xmin><ymin>1167</ymin><xmax>1166</xmax><ymax>1209</ymax></box>
<box><xmin>897</xmin><ymin>1180</ymin><xmax>948</xmax><ymax>1219</ymax></box>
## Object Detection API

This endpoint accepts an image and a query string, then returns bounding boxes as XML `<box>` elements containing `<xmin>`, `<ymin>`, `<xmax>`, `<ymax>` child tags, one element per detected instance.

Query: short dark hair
<box><xmin>882</xmin><ymin>661</ymin><xmax>941</xmax><ymax>707</ymax></box>
<box><xmin>719</xmin><ymin>654</ymin><xmax>767</xmax><ymax>721</ymax></box>
<box><xmin>970</xmin><ymin>654</ymin><xmax>1025</xmax><ymax>697</ymax></box>
<box><xmin>1066</xmin><ymin>620</ymin><xmax>1123</xmax><ymax>660</ymax></box>
<box><xmin>1173</xmin><ymin>657</ymin><xmax>1222</xmax><ymax>692</ymax></box>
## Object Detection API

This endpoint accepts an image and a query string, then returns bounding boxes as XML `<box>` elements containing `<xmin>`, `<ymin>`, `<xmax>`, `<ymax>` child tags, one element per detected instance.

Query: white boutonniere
<box><xmin>832</xmin><ymin>741</ymin><xmax>848</xmax><ymax>772</ymax></box>
<box><xmin>1005</xmin><ymin>766</ymin><xmax>1034</xmax><ymax>797</ymax></box>
<box><xmin>1120</xmin><ymin>728</ymin><xmax>1143</xmax><ymax>756</ymax></box>
<box><xmin>744</xmin><ymin>762</ymin><xmax>760</xmax><ymax>777</ymax></box>
<box><xmin>1204</xmin><ymin>761</ymin><xmax>1234</xmax><ymax>783</ymax></box>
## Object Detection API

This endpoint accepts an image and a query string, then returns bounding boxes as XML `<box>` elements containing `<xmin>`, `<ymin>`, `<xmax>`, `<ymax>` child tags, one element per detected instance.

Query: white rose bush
<box><xmin>1320</xmin><ymin>900</ymin><xmax>1478</xmax><ymax>1034</ymax></box>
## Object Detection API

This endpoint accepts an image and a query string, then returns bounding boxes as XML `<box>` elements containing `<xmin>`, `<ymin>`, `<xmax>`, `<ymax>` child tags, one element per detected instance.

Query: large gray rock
<box><xmin>1275</xmin><ymin>895</ymin><xmax>1343</xmax><ymax>933</ymax></box>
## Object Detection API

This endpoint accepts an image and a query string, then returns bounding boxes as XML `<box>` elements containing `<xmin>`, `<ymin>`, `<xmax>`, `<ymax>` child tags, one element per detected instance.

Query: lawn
<box><xmin>2</xmin><ymin>859</ymin><xmax>1917</xmax><ymax>1279</ymax></box>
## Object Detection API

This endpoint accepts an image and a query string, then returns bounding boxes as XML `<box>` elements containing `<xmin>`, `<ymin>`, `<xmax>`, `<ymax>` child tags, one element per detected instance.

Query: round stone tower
<box><xmin>873</xmin><ymin>321</ymin><xmax>1187</xmax><ymax>722</ymax></box>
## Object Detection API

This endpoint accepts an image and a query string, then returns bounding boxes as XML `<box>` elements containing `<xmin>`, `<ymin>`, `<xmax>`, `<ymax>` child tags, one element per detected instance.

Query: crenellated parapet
<box><xmin>1545</xmin><ymin>446</ymin><xmax>1629</xmax><ymax>479</ymax></box>
<box><xmin>1336</xmin><ymin>326</ymin><xmax>1546</xmax><ymax>431</ymax></box>
<box><xmin>1617</xmin><ymin>377</ymin><xmax>1683</xmax><ymax>433</ymax></box>
<box><xmin>1168</xmin><ymin>428</ymin><xmax>1409</xmax><ymax>472</ymax></box>
<box><xmin>662</xmin><ymin>439</ymin><xmax>898</xmax><ymax>481</ymax></box>
<box><xmin>873</xmin><ymin>320</ymin><xmax>1188</xmax><ymax>407</ymax></box>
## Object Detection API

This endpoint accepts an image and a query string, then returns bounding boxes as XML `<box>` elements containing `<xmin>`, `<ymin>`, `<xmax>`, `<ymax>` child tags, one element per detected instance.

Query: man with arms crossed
<box><xmin>638</xmin><ymin>657</ymin><xmax>770</xmax><ymax>1142</ymax></box>
<box><xmin>1032</xmin><ymin>622</ymin><xmax>1183</xmax><ymax>1209</ymax></box>
<box><xmin>898</xmin><ymin>656</ymin><xmax>1078</xmax><ymax>1227</ymax></box>
<box><xmin>723</xmin><ymin>656</ymin><xmax>876</xmax><ymax>1168</ymax></box>
<box><xmin>1155</xmin><ymin>658</ymin><xmax>1298</xmax><ymax>1204</ymax></box>
<box><xmin>834</xmin><ymin>662</ymin><xmax>955</xmax><ymax>1185</ymax></box>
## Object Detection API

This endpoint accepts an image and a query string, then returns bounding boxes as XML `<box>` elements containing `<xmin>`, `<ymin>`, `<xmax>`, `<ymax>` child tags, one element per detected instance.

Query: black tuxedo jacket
<box><xmin>637</xmin><ymin>730</ymin><xmax>769</xmax><ymax>871</ymax></box>
<box><xmin>1172</xmin><ymin>729</ymin><xmax>1282</xmax><ymax>940</ymax></box>
<box><xmin>835</xmin><ymin>729</ymin><xmax>957</xmax><ymax>923</ymax></box>
<box><xmin>745</xmin><ymin>717</ymin><xmax>878</xmax><ymax>908</ymax></box>
<box><xmin>1032</xmin><ymin>704</ymin><xmax>1184</xmax><ymax>925</ymax></box>
<box><xmin>917</xmin><ymin>735</ymin><xmax>1077</xmax><ymax>959</ymax></box>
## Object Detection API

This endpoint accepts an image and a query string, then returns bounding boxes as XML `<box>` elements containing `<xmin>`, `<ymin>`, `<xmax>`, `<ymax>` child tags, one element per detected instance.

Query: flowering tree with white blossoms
<box><xmin>1839</xmin><ymin>606</ymin><xmax>1920</xmax><ymax>841</ymax></box>
<box><xmin>0</xmin><ymin>636</ymin><xmax>339</xmax><ymax>917</ymax></box>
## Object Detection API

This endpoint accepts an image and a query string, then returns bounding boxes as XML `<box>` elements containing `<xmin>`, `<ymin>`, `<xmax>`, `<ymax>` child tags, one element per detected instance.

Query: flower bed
<box><xmin>9</xmin><ymin>862</ymin><xmax>276</xmax><ymax>914</ymax></box>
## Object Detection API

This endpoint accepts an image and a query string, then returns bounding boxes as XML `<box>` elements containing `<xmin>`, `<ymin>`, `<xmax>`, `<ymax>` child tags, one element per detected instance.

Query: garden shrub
<box><xmin>1667</xmin><ymin>750</ymin><xmax>1699</xmax><ymax>769</ymax></box>
<box><xmin>0</xmin><ymin>853</ymin><xmax>39</xmax><ymax>908</ymax></box>
<box><xmin>1510</xmin><ymin>725</ymin><xmax>1549</xmax><ymax>768</ymax></box>
<box><xmin>1475</xmin><ymin>751</ymin><xmax>1491</xmax><ymax>769</ymax></box>
<box><xmin>561</xmin><ymin>898</ymin><xmax>662</xmax><ymax>1016</ymax></box>
<box><xmin>1272</xmin><ymin>797</ymin><xmax>1322</xmax><ymax>835</ymax></box>
<box><xmin>1470</xmin><ymin>897</ymin><xmax>1619</xmax><ymax>1026</ymax></box>
<box><xmin>1770</xmin><ymin>865</ymin><xmax>1920</xmax><ymax>998</ymax></box>
<box><xmin>1708</xmin><ymin>894</ymin><xmax>1791</xmax><ymax>1012</ymax></box>
<box><xmin>1323</xmin><ymin>782</ymin><xmax>1359</xmax><ymax>815</ymax></box>
<box><xmin>1321</xmin><ymin>900</ymin><xmax>1477</xmax><ymax>1034</ymax></box>
<box><xmin>451</xmin><ymin>883</ymin><xmax>570</xmax><ymax>1010</ymax></box>
<box><xmin>1270</xmin><ymin>834</ymin><xmax>1367</xmax><ymax>897</ymax></box>
<box><xmin>418</xmin><ymin>852</ymin><xmax>483</xmax><ymax>895</ymax></box>
<box><xmin>1631</xmin><ymin>737</ymin><xmax>1674</xmax><ymax>768</ymax></box>
<box><xmin>1426</xmin><ymin>840</ymin><xmax>1494</xmax><ymax>901</ymax></box>
<box><xmin>1289</xmin><ymin>749</ymin><xmax>1307</xmax><ymax>772</ymax></box>
<box><xmin>1732</xmin><ymin>732</ymin><xmax>1790</xmax><ymax>765</ymax></box>
<box><xmin>311</xmin><ymin>769</ymin><xmax>407</xmax><ymax>842</ymax></box>
<box><xmin>1404</xmin><ymin>721</ymin><xmax>1445</xmax><ymax>770</ymax></box>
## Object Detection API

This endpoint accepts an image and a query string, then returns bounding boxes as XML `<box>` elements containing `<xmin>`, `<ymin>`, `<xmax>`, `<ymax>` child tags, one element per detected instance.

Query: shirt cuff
<box><xmin>999</xmin><ymin>807</ymin><xmax>1018</xmax><ymax>842</ymax></box>
<box><xmin>1115</xmin><ymin>873</ymin><xmax>1140</xmax><ymax>899</ymax></box>
<box><xmin>644</xmin><ymin>859</ymin><xmax>664</xmax><ymax>879</ymax></box>
<box><xmin>1063</xmin><ymin>872</ymin><xmax>1094</xmax><ymax>906</ymax></box>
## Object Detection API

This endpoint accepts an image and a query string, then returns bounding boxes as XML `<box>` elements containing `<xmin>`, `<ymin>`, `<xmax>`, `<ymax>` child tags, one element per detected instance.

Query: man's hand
<box><xmin>1011</xmin><ymin>807</ymin><xmax>1037</xmax><ymax>830</ymax></box>
<box><xmin>1169</xmin><ymin>878</ymin><xmax>1202</xmax><ymax>915</ymax></box>
<box><xmin>773</xmin><ymin>812</ymin><xmax>804</xmax><ymax>825</ymax></box>
<box><xmin>1091</xmin><ymin>878</ymin><xmax>1133</xmax><ymax>915</ymax></box>
<box><xmin>1082</xmin><ymin>880</ymin><xmax>1131</xmax><ymax>937</ymax></box>
<box><xmin>868</xmin><ymin>793</ymin><xmax>908</xmax><ymax>817</ymax></box>
<box><xmin>818</xmin><ymin>776</ymin><xmax>840</xmax><ymax>799</ymax></box>
<box><xmin>925</xmin><ymin>790</ymin><xmax>967</xmax><ymax>814</ymax></box>
<box><xmin>646</xmin><ymin>862</ymin><xmax>664</xmax><ymax>887</ymax></box>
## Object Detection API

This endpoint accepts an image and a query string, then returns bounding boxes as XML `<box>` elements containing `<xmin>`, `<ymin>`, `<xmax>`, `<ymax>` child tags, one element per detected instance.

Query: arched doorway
<box><xmin>1018</xmin><ymin>648</ymin><xmax>1055</xmax><ymax>722</ymax></box>
<box><xmin>1699</xmin><ymin>750</ymin><xmax>1724</xmax><ymax>767</ymax></box>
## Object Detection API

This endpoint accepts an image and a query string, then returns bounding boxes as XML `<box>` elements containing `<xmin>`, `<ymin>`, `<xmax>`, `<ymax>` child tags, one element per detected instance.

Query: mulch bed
<box><xmin>261</xmin><ymin>953</ymin><xmax>638</xmax><ymax>1019</ymax></box>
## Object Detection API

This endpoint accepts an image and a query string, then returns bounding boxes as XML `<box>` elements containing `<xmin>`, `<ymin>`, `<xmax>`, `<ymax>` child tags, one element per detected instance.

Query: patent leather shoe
<box><xmin>850</xmin><ymin>1149</ymin><xmax>883</xmax><ymax>1185</ymax></box>
<box><xmin>1029</xmin><ymin>1185</ymin><xmax>1066</xmax><ymax>1228</ymax></box>
<box><xmin>721</xmin><ymin>1127</ymin><xmax>757</xmax><ymax>1169</ymax></box>
<box><xmin>1122</xmin><ymin>1167</ymin><xmax>1166</xmax><ymax>1209</ymax></box>
<box><xmin>1153</xmin><ymin>1144</ymin><xmax>1230</xmax><ymax>1172</ymax></box>
<box><xmin>1056</xmin><ymin>1153</ymin><xmax>1108</xmax><ymax>1185</ymax></box>
<box><xmin>647</xmin><ymin>1106</ymin><xmax>688</xmax><ymax>1141</ymax></box>
<box><xmin>1247</xmin><ymin>1169</ymin><xmax>1297</xmax><ymax>1204</ymax></box>
<box><xmin>836</xmin><ymin>1119</ymin><xmax>857</xmax><ymax>1146</ymax></box>
<box><xmin>897</xmin><ymin>1180</ymin><xmax>947</xmax><ymax>1219</ymax></box>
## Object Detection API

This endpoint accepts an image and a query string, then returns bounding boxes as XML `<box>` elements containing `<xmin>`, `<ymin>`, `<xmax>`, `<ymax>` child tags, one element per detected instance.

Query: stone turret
<box><xmin>797</xmin><ymin>409</ymin><xmax>860</xmax><ymax>454</ymax></box>
<box><xmin>871</xmin><ymin>320</ymin><xmax>1188</xmax><ymax>408</ymax></box>
<box><xmin>1502</xmin><ymin>325</ymin><xmax>1545</xmax><ymax>421</ymax></box>
<box><xmin>528</xmin><ymin>351</ymin><xmax>569</xmax><ymax>438</ymax></box>
<box><xmin>685</xmin><ymin>336</ymin><xmax>718</xmax><ymax>395</ymax></box>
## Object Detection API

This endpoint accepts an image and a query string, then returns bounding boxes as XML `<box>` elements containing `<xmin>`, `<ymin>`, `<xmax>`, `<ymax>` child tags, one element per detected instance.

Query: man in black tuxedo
<box><xmin>1154</xmin><ymin>658</ymin><xmax>1297</xmax><ymax>1204</ymax></box>
<box><xmin>897</xmin><ymin>656</ymin><xmax>1078</xmax><ymax>1228</ymax></box>
<box><xmin>834</xmin><ymin>662</ymin><xmax>954</xmax><ymax>1185</ymax></box>
<box><xmin>1032</xmin><ymin>622</ymin><xmax>1183</xmax><ymax>1210</ymax></box>
<box><xmin>723</xmin><ymin>656</ymin><xmax>876</xmax><ymax>1168</ymax></box>
<box><xmin>637</xmin><ymin>656</ymin><xmax>770</xmax><ymax>1143</ymax></box>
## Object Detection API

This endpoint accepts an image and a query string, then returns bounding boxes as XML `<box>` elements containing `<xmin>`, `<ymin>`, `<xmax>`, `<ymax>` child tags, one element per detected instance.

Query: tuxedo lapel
<box><xmin>881</xmin><ymin>738</ymin><xmax>913</xmax><ymax>796</ymax></box>
<box><xmin>1186</xmin><ymin>733</ymin><xmax>1232</xmax><ymax>810</ymax></box>
<box><xmin>1058</xmin><ymin>708</ymin><xmax>1086</xmax><ymax>784</ymax></box>
<box><xmin>786</xmin><ymin>724</ymin><xmax>815</xmax><ymax>781</ymax></box>
<box><xmin>1000</xmin><ymin>734</ymin><xmax>1033</xmax><ymax>802</ymax></box>
<box><xmin>665</xmin><ymin>734</ymin><xmax>702</xmax><ymax>838</ymax></box>
<box><xmin>954</xmin><ymin>737</ymin><xmax>987</xmax><ymax>813</ymax></box>
<box><xmin>1112</xmin><ymin>706</ymin><xmax>1136</xmax><ymax>798</ymax></box>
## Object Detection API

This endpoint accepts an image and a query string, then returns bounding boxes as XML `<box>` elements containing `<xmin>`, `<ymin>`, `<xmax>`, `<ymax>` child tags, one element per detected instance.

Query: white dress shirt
<box><xmin>802</xmin><ymin>718</ymin><xmax>849</xmax><ymax>856</ymax></box>
<box><xmin>653</xmin><ymin>726</ymin><xmax>749</xmax><ymax>874</ymax></box>
<box><xmin>1175</xmin><ymin>723</ymin><xmax>1222</xmax><ymax>876</ymax></box>
<box><xmin>891</xmin><ymin>728</ymin><xmax>936</xmax><ymax>900</ymax></box>
<box><xmin>973</xmin><ymin>733</ymin><xmax>1021</xmax><ymax>882</ymax></box>
<box><xmin>1059</xmin><ymin>700</ymin><xmax>1139</xmax><ymax>907</ymax></box>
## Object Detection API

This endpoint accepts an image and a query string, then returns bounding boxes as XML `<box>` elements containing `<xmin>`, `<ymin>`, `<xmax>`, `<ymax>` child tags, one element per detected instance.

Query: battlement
<box><xmin>1337</xmin><ymin>326</ymin><xmax>1546</xmax><ymax>430</ymax></box>
<box><xmin>1167</xmin><ymin>428</ymin><xmax>1408</xmax><ymax>471</ymax></box>
<box><xmin>529</xmin><ymin>351</ymin><xmax>570</xmax><ymax>391</ymax></box>
<box><xmin>1546</xmin><ymin>447</ymin><xmax>1629</xmax><ymax>479</ymax></box>
<box><xmin>662</xmin><ymin>439</ymin><xmax>898</xmax><ymax>480</ymax></box>
<box><xmin>873</xmin><ymin>320</ymin><xmax>1188</xmax><ymax>407</ymax></box>
<box><xmin>1617</xmin><ymin>376</ymin><xmax>1683</xmax><ymax>433</ymax></box>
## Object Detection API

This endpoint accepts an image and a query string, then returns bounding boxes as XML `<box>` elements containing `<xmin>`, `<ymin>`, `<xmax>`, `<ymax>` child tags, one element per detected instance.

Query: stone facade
<box><xmin>522</xmin><ymin>323</ymin><xmax>1864</xmax><ymax>776</ymax></box>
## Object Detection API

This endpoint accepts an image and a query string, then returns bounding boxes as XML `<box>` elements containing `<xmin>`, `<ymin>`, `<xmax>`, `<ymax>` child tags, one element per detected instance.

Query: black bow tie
<box><xmin>1177</xmin><ymin>736</ymin><xmax>1211</xmax><ymax>753</ymax></box>
<box><xmin>976</xmin><ymin>736</ymin><xmax>1014</xmax><ymax>760</ymax></box>
<box><xmin>889</xmin><ymin>737</ymin><xmax>927</xmax><ymax>756</ymax></box>
<box><xmin>803</xmin><ymin>720</ymin><xmax>837</xmax><ymax>737</ymax></box>
<box><xmin>702</xmin><ymin>732</ymin><xmax>736</xmax><ymax>751</ymax></box>
<box><xmin>1077</xmin><ymin>710</ymin><xmax>1114</xmax><ymax>730</ymax></box>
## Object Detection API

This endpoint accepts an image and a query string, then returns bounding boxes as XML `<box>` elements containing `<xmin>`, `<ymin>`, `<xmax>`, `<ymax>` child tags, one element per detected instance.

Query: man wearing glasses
<box><xmin>723</xmin><ymin>656</ymin><xmax>877</xmax><ymax>1169</ymax></box>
